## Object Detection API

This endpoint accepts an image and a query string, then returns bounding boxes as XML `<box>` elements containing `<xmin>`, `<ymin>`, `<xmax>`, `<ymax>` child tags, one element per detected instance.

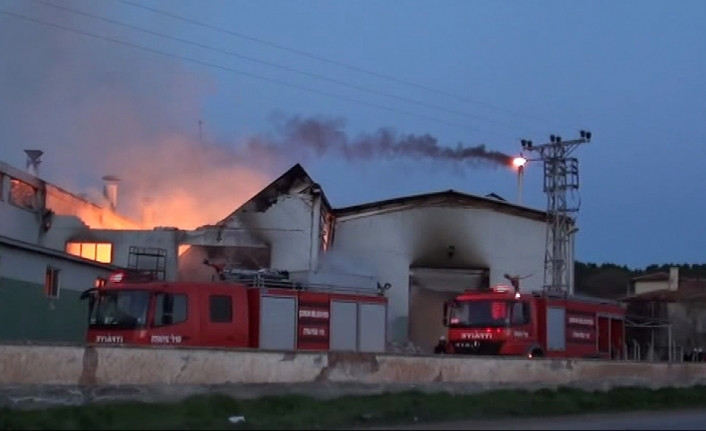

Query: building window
<box><xmin>45</xmin><ymin>267</ymin><xmax>61</xmax><ymax>298</ymax></box>
<box><xmin>9</xmin><ymin>178</ymin><xmax>38</xmax><ymax>210</ymax></box>
<box><xmin>66</xmin><ymin>242</ymin><xmax>113</xmax><ymax>264</ymax></box>
<box><xmin>209</xmin><ymin>295</ymin><xmax>232</xmax><ymax>323</ymax></box>
<box><xmin>153</xmin><ymin>293</ymin><xmax>188</xmax><ymax>326</ymax></box>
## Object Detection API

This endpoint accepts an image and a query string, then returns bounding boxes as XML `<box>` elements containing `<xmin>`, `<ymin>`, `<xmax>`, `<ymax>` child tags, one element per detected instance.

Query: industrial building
<box><xmin>0</xmin><ymin>153</ymin><xmax>565</xmax><ymax>352</ymax></box>
<box><xmin>0</xmin><ymin>155</ymin><xmax>138</xmax><ymax>342</ymax></box>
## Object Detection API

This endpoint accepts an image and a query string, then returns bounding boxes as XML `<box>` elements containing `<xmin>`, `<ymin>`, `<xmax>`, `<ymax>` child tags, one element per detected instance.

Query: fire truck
<box><xmin>440</xmin><ymin>285</ymin><xmax>626</xmax><ymax>359</ymax></box>
<box><xmin>79</xmin><ymin>263</ymin><xmax>389</xmax><ymax>353</ymax></box>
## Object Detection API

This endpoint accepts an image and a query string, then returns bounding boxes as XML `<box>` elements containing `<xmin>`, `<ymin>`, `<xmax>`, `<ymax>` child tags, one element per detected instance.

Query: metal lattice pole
<box><xmin>520</xmin><ymin>131</ymin><xmax>591</xmax><ymax>293</ymax></box>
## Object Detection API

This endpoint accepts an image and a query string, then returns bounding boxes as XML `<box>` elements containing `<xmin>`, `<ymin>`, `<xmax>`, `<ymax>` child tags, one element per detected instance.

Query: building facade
<box><xmin>332</xmin><ymin>192</ymin><xmax>557</xmax><ymax>349</ymax></box>
<box><xmin>210</xmin><ymin>164</ymin><xmax>564</xmax><ymax>352</ymax></box>
<box><xmin>626</xmin><ymin>268</ymin><xmax>706</xmax><ymax>360</ymax></box>
<box><xmin>1</xmin><ymin>158</ymin><xmax>567</xmax><ymax>351</ymax></box>
<box><xmin>0</xmin><ymin>159</ymin><xmax>135</xmax><ymax>342</ymax></box>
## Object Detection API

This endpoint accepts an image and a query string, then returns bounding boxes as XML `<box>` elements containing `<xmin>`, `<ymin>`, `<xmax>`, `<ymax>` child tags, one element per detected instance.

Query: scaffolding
<box><xmin>621</xmin><ymin>291</ymin><xmax>688</xmax><ymax>362</ymax></box>
<box><xmin>127</xmin><ymin>246</ymin><xmax>167</xmax><ymax>281</ymax></box>
<box><xmin>624</xmin><ymin>316</ymin><xmax>678</xmax><ymax>362</ymax></box>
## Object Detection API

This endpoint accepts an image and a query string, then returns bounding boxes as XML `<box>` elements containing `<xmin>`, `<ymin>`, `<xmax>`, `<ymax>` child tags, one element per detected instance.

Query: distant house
<box><xmin>622</xmin><ymin>267</ymin><xmax>706</xmax><ymax>359</ymax></box>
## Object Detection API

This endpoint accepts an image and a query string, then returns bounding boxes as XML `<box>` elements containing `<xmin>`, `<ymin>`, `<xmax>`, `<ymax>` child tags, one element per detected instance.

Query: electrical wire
<box><xmin>119</xmin><ymin>0</ymin><xmax>577</xmax><ymax>132</ymax></box>
<box><xmin>33</xmin><ymin>0</ymin><xmax>534</xmax><ymax>135</ymax></box>
<box><xmin>0</xmin><ymin>8</ymin><xmax>513</xmax><ymax>138</ymax></box>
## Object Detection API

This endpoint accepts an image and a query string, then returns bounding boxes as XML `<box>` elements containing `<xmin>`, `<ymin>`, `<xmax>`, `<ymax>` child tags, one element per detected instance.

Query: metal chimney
<box><xmin>102</xmin><ymin>175</ymin><xmax>120</xmax><ymax>211</ymax></box>
<box><xmin>24</xmin><ymin>150</ymin><xmax>44</xmax><ymax>177</ymax></box>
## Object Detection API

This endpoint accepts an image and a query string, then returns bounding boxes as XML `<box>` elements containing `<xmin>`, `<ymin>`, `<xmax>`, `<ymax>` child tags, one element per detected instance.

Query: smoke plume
<box><xmin>0</xmin><ymin>1</ymin><xmax>513</xmax><ymax>232</ymax></box>
<box><xmin>0</xmin><ymin>0</ymin><xmax>273</xmax><ymax>229</ymax></box>
<box><xmin>250</xmin><ymin>115</ymin><xmax>513</xmax><ymax>167</ymax></box>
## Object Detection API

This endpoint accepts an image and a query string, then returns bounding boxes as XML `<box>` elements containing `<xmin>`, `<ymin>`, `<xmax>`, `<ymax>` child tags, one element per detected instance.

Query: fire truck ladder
<box><xmin>208</xmin><ymin>262</ymin><xmax>390</xmax><ymax>296</ymax></box>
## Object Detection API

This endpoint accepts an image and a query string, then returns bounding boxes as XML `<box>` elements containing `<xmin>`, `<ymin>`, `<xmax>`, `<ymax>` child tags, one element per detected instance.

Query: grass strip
<box><xmin>3</xmin><ymin>385</ymin><xmax>706</xmax><ymax>430</ymax></box>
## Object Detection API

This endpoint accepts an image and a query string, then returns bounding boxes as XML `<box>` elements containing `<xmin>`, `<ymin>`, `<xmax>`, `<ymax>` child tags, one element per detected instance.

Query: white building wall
<box><xmin>67</xmin><ymin>229</ymin><xmax>181</xmax><ymax>281</ymax></box>
<box><xmin>333</xmin><ymin>206</ymin><xmax>547</xmax><ymax>343</ymax></box>
<box><xmin>0</xmin><ymin>242</ymin><xmax>113</xmax><ymax>292</ymax></box>
<box><xmin>634</xmin><ymin>280</ymin><xmax>669</xmax><ymax>295</ymax></box>
<box><xmin>226</xmin><ymin>192</ymin><xmax>319</xmax><ymax>272</ymax></box>
<box><xmin>0</xmin><ymin>164</ymin><xmax>45</xmax><ymax>244</ymax></box>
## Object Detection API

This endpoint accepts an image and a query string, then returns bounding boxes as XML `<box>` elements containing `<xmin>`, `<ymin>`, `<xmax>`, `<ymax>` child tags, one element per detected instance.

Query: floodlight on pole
<box><xmin>512</xmin><ymin>156</ymin><xmax>527</xmax><ymax>168</ymax></box>
<box><xmin>512</xmin><ymin>156</ymin><xmax>527</xmax><ymax>205</ymax></box>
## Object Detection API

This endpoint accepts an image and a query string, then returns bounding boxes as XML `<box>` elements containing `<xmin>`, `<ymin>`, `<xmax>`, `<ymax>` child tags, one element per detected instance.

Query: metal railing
<box><xmin>623</xmin><ymin>341</ymin><xmax>693</xmax><ymax>363</ymax></box>
<box><xmin>218</xmin><ymin>268</ymin><xmax>390</xmax><ymax>297</ymax></box>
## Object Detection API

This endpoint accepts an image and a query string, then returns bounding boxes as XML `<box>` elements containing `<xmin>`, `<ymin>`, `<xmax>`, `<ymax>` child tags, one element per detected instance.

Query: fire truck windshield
<box><xmin>88</xmin><ymin>290</ymin><xmax>150</xmax><ymax>329</ymax></box>
<box><xmin>448</xmin><ymin>300</ymin><xmax>510</xmax><ymax>328</ymax></box>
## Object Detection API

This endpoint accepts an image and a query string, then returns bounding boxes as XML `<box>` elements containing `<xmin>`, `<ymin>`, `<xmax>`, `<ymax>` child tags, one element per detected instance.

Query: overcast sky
<box><xmin>1</xmin><ymin>0</ymin><xmax>705</xmax><ymax>268</ymax></box>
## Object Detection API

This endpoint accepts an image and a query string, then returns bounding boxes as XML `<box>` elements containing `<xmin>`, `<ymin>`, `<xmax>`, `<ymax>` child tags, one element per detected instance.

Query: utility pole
<box><xmin>198</xmin><ymin>120</ymin><xmax>203</xmax><ymax>145</ymax></box>
<box><xmin>520</xmin><ymin>130</ymin><xmax>592</xmax><ymax>293</ymax></box>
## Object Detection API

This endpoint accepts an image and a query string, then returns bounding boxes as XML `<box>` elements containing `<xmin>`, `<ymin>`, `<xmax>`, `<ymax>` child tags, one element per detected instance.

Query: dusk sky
<box><xmin>1</xmin><ymin>0</ymin><xmax>705</xmax><ymax>268</ymax></box>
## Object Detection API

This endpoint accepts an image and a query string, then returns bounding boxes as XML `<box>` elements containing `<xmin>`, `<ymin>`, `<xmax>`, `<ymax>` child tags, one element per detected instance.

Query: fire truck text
<box><xmin>150</xmin><ymin>335</ymin><xmax>183</xmax><ymax>344</ymax></box>
<box><xmin>95</xmin><ymin>335</ymin><xmax>124</xmax><ymax>344</ymax></box>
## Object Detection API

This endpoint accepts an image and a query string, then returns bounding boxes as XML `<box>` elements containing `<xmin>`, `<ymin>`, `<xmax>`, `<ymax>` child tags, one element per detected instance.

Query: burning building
<box><xmin>0</xmin><ymin>152</ymin><xmax>139</xmax><ymax>342</ymax></box>
<box><xmin>147</xmin><ymin>163</ymin><xmax>553</xmax><ymax>352</ymax></box>
<box><xmin>0</xmin><ymin>154</ymin><xmax>560</xmax><ymax>352</ymax></box>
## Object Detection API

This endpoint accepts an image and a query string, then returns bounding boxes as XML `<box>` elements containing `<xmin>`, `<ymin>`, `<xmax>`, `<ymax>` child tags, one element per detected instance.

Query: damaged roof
<box><xmin>334</xmin><ymin>189</ymin><xmax>549</xmax><ymax>223</ymax></box>
<box><xmin>219</xmin><ymin>163</ymin><xmax>551</xmax><ymax>225</ymax></box>
<box><xmin>620</xmin><ymin>279</ymin><xmax>706</xmax><ymax>303</ymax></box>
<box><xmin>218</xmin><ymin>163</ymin><xmax>332</xmax><ymax>224</ymax></box>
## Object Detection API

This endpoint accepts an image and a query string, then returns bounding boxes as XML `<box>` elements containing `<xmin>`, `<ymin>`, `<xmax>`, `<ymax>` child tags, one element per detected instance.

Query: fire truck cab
<box><xmin>441</xmin><ymin>285</ymin><xmax>626</xmax><ymax>359</ymax></box>
<box><xmin>80</xmin><ymin>266</ymin><xmax>390</xmax><ymax>352</ymax></box>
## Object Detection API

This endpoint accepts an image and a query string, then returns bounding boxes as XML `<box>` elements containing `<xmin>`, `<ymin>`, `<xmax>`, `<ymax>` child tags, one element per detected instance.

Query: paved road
<box><xmin>359</xmin><ymin>409</ymin><xmax>706</xmax><ymax>430</ymax></box>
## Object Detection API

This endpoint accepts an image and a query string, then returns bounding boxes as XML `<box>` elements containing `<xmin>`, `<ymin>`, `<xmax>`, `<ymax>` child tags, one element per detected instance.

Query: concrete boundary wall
<box><xmin>3</xmin><ymin>343</ymin><xmax>706</xmax><ymax>391</ymax></box>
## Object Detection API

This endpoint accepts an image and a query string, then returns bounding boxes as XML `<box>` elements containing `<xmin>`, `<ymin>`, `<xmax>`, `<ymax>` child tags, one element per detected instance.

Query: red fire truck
<box><xmin>79</xmin><ymin>264</ymin><xmax>389</xmax><ymax>352</ymax></box>
<box><xmin>441</xmin><ymin>285</ymin><xmax>626</xmax><ymax>359</ymax></box>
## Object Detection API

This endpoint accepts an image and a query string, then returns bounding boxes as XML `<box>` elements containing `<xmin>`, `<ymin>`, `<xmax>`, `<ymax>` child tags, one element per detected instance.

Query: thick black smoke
<box><xmin>249</xmin><ymin>115</ymin><xmax>513</xmax><ymax>167</ymax></box>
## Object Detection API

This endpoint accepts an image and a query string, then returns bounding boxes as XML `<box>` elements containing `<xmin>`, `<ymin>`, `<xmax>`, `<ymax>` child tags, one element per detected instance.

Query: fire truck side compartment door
<box><xmin>259</xmin><ymin>295</ymin><xmax>297</xmax><ymax>350</ymax></box>
<box><xmin>330</xmin><ymin>301</ymin><xmax>358</xmax><ymax>351</ymax></box>
<box><xmin>358</xmin><ymin>303</ymin><xmax>386</xmax><ymax>353</ymax></box>
<box><xmin>546</xmin><ymin>306</ymin><xmax>566</xmax><ymax>351</ymax></box>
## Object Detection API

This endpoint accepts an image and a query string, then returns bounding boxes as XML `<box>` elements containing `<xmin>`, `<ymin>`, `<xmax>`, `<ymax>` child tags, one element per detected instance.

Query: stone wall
<box><xmin>2</xmin><ymin>343</ymin><xmax>706</xmax><ymax>408</ymax></box>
